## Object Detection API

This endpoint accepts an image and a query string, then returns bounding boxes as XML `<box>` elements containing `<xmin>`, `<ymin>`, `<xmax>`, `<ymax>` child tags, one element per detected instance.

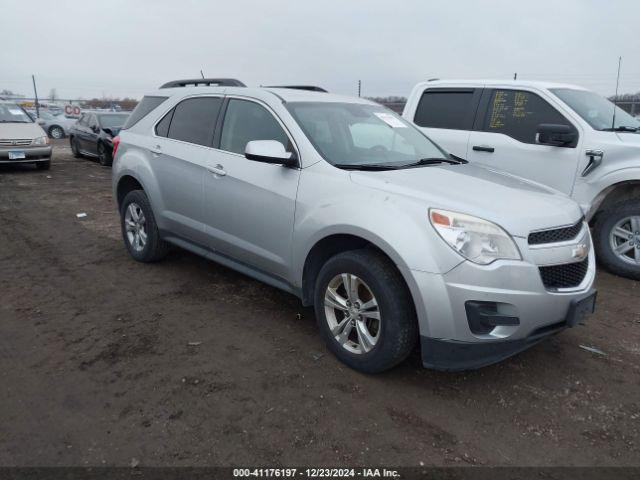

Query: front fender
<box><xmin>575</xmin><ymin>164</ymin><xmax>640</xmax><ymax>218</ymax></box>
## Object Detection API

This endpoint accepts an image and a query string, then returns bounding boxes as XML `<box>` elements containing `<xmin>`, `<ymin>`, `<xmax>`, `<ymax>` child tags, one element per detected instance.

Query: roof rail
<box><xmin>265</xmin><ymin>85</ymin><xmax>328</xmax><ymax>93</ymax></box>
<box><xmin>160</xmin><ymin>78</ymin><xmax>246</xmax><ymax>89</ymax></box>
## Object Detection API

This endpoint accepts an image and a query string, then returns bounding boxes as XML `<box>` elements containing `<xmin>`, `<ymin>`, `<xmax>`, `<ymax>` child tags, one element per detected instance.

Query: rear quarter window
<box><xmin>122</xmin><ymin>96</ymin><xmax>169</xmax><ymax>129</ymax></box>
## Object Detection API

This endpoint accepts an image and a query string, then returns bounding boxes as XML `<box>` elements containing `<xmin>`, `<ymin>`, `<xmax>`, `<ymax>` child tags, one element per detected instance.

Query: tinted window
<box><xmin>220</xmin><ymin>99</ymin><xmax>290</xmax><ymax>155</ymax></box>
<box><xmin>155</xmin><ymin>109</ymin><xmax>173</xmax><ymax>137</ymax></box>
<box><xmin>98</xmin><ymin>114</ymin><xmax>129</xmax><ymax>128</ymax></box>
<box><xmin>122</xmin><ymin>95</ymin><xmax>168</xmax><ymax>129</ymax></box>
<box><xmin>414</xmin><ymin>90</ymin><xmax>477</xmax><ymax>130</ymax></box>
<box><xmin>483</xmin><ymin>89</ymin><xmax>575</xmax><ymax>144</ymax></box>
<box><xmin>78</xmin><ymin>114</ymin><xmax>89</xmax><ymax>126</ymax></box>
<box><xmin>167</xmin><ymin>97</ymin><xmax>222</xmax><ymax>146</ymax></box>
<box><xmin>87</xmin><ymin>114</ymin><xmax>98</xmax><ymax>128</ymax></box>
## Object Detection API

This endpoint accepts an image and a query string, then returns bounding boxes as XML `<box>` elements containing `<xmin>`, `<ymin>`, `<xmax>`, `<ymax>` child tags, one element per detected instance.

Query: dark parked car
<box><xmin>69</xmin><ymin>112</ymin><xmax>129</xmax><ymax>166</ymax></box>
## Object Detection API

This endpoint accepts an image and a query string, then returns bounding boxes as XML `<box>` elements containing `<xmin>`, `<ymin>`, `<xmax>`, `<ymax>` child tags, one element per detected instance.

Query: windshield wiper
<box><xmin>333</xmin><ymin>163</ymin><xmax>401</xmax><ymax>171</ymax></box>
<box><xmin>399</xmin><ymin>156</ymin><xmax>468</xmax><ymax>168</ymax></box>
<box><xmin>601</xmin><ymin>126</ymin><xmax>639</xmax><ymax>132</ymax></box>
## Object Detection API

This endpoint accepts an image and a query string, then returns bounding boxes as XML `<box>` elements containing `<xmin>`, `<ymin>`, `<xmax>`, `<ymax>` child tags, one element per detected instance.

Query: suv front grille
<box><xmin>0</xmin><ymin>139</ymin><xmax>32</xmax><ymax>147</ymax></box>
<box><xmin>528</xmin><ymin>219</ymin><xmax>584</xmax><ymax>245</ymax></box>
<box><xmin>539</xmin><ymin>259</ymin><xmax>589</xmax><ymax>290</ymax></box>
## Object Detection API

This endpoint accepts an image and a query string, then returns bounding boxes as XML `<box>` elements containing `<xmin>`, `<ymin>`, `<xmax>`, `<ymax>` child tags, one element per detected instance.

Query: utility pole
<box><xmin>32</xmin><ymin>74</ymin><xmax>40</xmax><ymax>117</ymax></box>
<box><xmin>358</xmin><ymin>80</ymin><xmax>361</xmax><ymax>97</ymax></box>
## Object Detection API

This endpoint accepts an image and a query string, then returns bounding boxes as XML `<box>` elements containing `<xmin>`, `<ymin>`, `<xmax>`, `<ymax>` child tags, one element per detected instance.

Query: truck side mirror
<box><xmin>537</xmin><ymin>124</ymin><xmax>577</xmax><ymax>147</ymax></box>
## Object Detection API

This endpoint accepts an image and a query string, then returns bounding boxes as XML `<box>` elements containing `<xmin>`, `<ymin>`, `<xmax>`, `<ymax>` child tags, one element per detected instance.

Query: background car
<box><xmin>0</xmin><ymin>101</ymin><xmax>52</xmax><ymax>170</ymax></box>
<box><xmin>35</xmin><ymin>111</ymin><xmax>77</xmax><ymax>139</ymax></box>
<box><xmin>68</xmin><ymin>111</ymin><xmax>129</xmax><ymax>166</ymax></box>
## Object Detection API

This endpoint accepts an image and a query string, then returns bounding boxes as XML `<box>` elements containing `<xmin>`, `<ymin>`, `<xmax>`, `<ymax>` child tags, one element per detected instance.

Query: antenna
<box><xmin>200</xmin><ymin>70</ymin><xmax>205</xmax><ymax>79</ymax></box>
<box><xmin>513</xmin><ymin>72</ymin><xmax>517</xmax><ymax>80</ymax></box>
<box><xmin>612</xmin><ymin>56</ymin><xmax>622</xmax><ymax>130</ymax></box>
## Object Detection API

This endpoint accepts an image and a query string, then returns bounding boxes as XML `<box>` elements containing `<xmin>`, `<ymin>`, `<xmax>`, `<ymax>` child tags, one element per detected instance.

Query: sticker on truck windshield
<box><xmin>374</xmin><ymin>112</ymin><xmax>407</xmax><ymax>128</ymax></box>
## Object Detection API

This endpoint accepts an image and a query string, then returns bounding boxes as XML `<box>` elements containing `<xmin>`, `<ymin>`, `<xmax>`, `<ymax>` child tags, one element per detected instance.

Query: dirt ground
<box><xmin>0</xmin><ymin>140</ymin><xmax>639</xmax><ymax>468</ymax></box>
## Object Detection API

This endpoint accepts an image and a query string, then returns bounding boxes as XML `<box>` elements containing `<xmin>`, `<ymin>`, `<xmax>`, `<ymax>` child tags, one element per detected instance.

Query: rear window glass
<box><xmin>122</xmin><ymin>96</ymin><xmax>168</xmax><ymax>129</ymax></box>
<box><xmin>414</xmin><ymin>90</ymin><xmax>477</xmax><ymax>130</ymax></box>
<box><xmin>167</xmin><ymin>97</ymin><xmax>222</xmax><ymax>146</ymax></box>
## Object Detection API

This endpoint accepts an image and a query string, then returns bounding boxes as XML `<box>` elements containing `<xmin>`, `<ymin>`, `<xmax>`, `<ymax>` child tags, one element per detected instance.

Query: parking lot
<box><xmin>0</xmin><ymin>140</ymin><xmax>639</xmax><ymax>467</ymax></box>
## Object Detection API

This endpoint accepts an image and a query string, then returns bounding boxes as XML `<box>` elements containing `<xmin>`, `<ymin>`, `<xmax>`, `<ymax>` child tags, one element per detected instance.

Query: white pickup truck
<box><xmin>403</xmin><ymin>80</ymin><xmax>640</xmax><ymax>279</ymax></box>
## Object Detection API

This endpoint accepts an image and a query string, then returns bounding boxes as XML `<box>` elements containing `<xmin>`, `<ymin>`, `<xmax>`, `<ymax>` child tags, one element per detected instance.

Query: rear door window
<box><xmin>166</xmin><ymin>97</ymin><xmax>223</xmax><ymax>147</ymax></box>
<box><xmin>482</xmin><ymin>89</ymin><xmax>577</xmax><ymax>145</ymax></box>
<box><xmin>414</xmin><ymin>89</ymin><xmax>479</xmax><ymax>130</ymax></box>
<box><xmin>123</xmin><ymin>95</ymin><xmax>169</xmax><ymax>129</ymax></box>
<box><xmin>219</xmin><ymin>99</ymin><xmax>290</xmax><ymax>155</ymax></box>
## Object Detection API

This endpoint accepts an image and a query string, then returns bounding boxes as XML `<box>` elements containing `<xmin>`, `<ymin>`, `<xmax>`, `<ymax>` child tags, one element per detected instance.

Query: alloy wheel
<box><xmin>324</xmin><ymin>273</ymin><xmax>381</xmax><ymax>354</ymax></box>
<box><xmin>124</xmin><ymin>202</ymin><xmax>147</xmax><ymax>252</ymax></box>
<box><xmin>50</xmin><ymin>127</ymin><xmax>64</xmax><ymax>139</ymax></box>
<box><xmin>609</xmin><ymin>215</ymin><xmax>640</xmax><ymax>265</ymax></box>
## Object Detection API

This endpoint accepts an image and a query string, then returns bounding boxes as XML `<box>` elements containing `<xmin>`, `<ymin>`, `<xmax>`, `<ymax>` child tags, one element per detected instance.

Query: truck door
<box><xmin>466</xmin><ymin>88</ymin><xmax>581</xmax><ymax>195</ymax></box>
<box><xmin>408</xmin><ymin>87</ymin><xmax>482</xmax><ymax>159</ymax></box>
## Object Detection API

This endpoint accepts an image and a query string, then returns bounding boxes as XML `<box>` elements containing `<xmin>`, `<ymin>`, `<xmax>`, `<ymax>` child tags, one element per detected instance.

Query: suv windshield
<box><xmin>551</xmin><ymin>88</ymin><xmax>640</xmax><ymax>131</ymax></box>
<box><xmin>286</xmin><ymin>102</ymin><xmax>448</xmax><ymax>168</ymax></box>
<box><xmin>98</xmin><ymin>114</ymin><xmax>129</xmax><ymax>129</ymax></box>
<box><xmin>0</xmin><ymin>103</ymin><xmax>33</xmax><ymax>123</ymax></box>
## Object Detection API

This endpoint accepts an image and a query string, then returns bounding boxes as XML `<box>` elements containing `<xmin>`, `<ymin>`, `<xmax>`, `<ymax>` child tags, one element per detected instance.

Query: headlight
<box><xmin>429</xmin><ymin>209</ymin><xmax>521</xmax><ymax>265</ymax></box>
<box><xmin>33</xmin><ymin>136</ymin><xmax>49</xmax><ymax>145</ymax></box>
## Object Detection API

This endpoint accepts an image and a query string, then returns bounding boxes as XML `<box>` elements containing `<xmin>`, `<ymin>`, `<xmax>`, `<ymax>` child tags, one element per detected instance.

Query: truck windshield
<box><xmin>286</xmin><ymin>102</ymin><xmax>448</xmax><ymax>168</ymax></box>
<box><xmin>0</xmin><ymin>103</ymin><xmax>33</xmax><ymax>123</ymax></box>
<box><xmin>551</xmin><ymin>88</ymin><xmax>640</xmax><ymax>131</ymax></box>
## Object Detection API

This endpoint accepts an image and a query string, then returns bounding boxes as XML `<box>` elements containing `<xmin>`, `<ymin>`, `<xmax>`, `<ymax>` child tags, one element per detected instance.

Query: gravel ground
<box><xmin>0</xmin><ymin>140</ymin><xmax>639</xmax><ymax>467</ymax></box>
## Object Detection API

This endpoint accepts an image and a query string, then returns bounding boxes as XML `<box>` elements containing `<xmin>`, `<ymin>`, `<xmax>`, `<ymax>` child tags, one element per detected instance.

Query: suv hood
<box><xmin>0</xmin><ymin>122</ymin><xmax>45</xmax><ymax>140</ymax></box>
<box><xmin>349</xmin><ymin>163</ymin><xmax>583</xmax><ymax>238</ymax></box>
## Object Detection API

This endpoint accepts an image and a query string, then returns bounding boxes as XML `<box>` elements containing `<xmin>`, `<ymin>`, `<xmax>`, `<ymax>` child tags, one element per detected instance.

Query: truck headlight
<box><xmin>429</xmin><ymin>209</ymin><xmax>521</xmax><ymax>265</ymax></box>
<box><xmin>33</xmin><ymin>136</ymin><xmax>50</xmax><ymax>145</ymax></box>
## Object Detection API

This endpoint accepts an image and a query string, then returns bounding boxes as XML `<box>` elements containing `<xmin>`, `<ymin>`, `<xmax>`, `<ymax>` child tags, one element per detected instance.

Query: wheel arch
<box><xmin>116</xmin><ymin>175</ymin><xmax>145</xmax><ymax>210</ymax></box>
<box><xmin>299</xmin><ymin>232</ymin><xmax>418</xmax><ymax>313</ymax></box>
<box><xmin>590</xmin><ymin>179</ymin><xmax>640</xmax><ymax>225</ymax></box>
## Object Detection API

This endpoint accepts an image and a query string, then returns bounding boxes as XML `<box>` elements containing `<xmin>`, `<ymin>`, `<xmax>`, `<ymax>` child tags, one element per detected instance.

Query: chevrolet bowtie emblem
<box><xmin>572</xmin><ymin>244</ymin><xmax>589</xmax><ymax>260</ymax></box>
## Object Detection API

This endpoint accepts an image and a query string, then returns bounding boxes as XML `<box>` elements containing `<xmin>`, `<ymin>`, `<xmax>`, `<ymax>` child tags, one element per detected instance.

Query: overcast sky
<box><xmin>2</xmin><ymin>0</ymin><xmax>639</xmax><ymax>100</ymax></box>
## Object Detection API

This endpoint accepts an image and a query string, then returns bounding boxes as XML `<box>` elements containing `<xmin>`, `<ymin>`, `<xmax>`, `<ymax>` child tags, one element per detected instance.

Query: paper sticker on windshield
<box><xmin>9</xmin><ymin>109</ymin><xmax>23</xmax><ymax>115</ymax></box>
<box><xmin>374</xmin><ymin>112</ymin><xmax>407</xmax><ymax>128</ymax></box>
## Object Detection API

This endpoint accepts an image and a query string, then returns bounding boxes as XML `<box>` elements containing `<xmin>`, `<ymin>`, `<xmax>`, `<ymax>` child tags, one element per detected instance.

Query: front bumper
<box><xmin>407</xmin><ymin>225</ymin><xmax>597</xmax><ymax>370</ymax></box>
<box><xmin>0</xmin><ymin>146</ymin><xmax>52</xmax><ymax>163</ymax></box>
<box><xmin>421</xmin><ymin>289</ymin><xmax>596</xmax><ymax>371</ymax></box>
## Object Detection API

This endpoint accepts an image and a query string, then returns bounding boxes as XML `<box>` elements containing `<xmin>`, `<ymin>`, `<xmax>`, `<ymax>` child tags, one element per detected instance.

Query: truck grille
<box><xmin>528</xmin><ymin>219</ymin><xmax>584</xmax><ymax>245</ymax></box>
<box><xmin>0</xmin><ymin>139</ymin><xmax>33</xmax><ymax>147</ymax></box>
<box><xmin>539</xmin><ymin>259</ymin><xmax>589</xmax><ymax>290</ymax></box>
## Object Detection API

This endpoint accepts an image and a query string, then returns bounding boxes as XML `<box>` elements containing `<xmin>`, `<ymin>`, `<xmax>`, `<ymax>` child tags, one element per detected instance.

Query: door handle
<box><xmin>472</xmin><ymin>145</ymin><xmax>495</xmax><ymax>153</ymax></box>
<box><xmin>207</xmin><ymin>164</ymin><xmax>226</xmax><ymax>176</ymax></box>
<box><xmin>149</xmin><ymin>144</ymin><xmax>162</xmax><ymax>155</ymax></box>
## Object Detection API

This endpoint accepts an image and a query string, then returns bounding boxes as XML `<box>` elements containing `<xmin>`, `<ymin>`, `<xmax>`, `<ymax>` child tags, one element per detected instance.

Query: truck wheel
<box><xmin>594</xmin><ymin>200</ymin><xmax>640</xmax><ymax>280</ymax></box>
<box><xmin>120</xmin><ymin>190</ymin><xmax>169</xmax><ymax>263</ymax></box>
<box><xmin>313</xmin><ymin>249</ymin><xmax>418</xmax><ymax>373</ymax></box>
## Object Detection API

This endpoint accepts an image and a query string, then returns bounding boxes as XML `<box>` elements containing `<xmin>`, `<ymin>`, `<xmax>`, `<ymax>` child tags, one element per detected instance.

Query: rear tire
<box><xmin>313</xmin><ymin>249</ymin><xmax>418</xmax><ymax>373</ymax></box>
<box><xmin>36</xmin><ymin>161</ymin><xmax>51</xmax><ymax>170</ymax></box>
<box><xmin>594</xmin><ymin>200</ymin><xmax>640</xmax><ymax>280</ymax></box>
<box><xmin>120</xmin><ymin>190</ymin><xmax>170</xmax><ymax>263</ymax></box>
<box><xmin>49</xmin><ymin>126</ymin><xmax>65</xmax><ymax>139</ymax></box>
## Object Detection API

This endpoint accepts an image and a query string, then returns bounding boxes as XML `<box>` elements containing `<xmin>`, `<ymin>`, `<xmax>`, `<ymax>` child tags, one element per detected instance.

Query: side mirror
<box><xmin>537</xmin><ymin>124</ymin><xmax>577</xmax><ymax>147</ymax></box>
<box><xmin>91</xmin><ymin>125</ymin><xmax>99</xmax><ymax>133</ymax></box>
<box><xmin>103</xmin><ymin>127</ymin><xmax>114</xmax><ymax>136</ymax></box>
<box><xmin>245</xmin><ymin>140</ymin><xmax>297</xmax><ymax>167</ymax></box>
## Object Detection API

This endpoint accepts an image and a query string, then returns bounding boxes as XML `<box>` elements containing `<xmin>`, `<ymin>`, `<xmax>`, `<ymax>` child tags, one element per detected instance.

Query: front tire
<box><xmin>120</xmin><ymin>190</ymin><xmax>169</xmax><ymax>263</ymax></box>
<box><xmin>70</xmin><ymin>137</ymin><xmax>82</xmax><ymax>158</ymax></box>
<box><xmin>313</xmin><ymin>249</ymin><xmax>418</xmax><ymax>373</ymax></box>
<box><xmin>97</xmin><ymin>142</ymin><xmax>112</xmax><ymax>167</ymax></box>
<box><xmin>594</xmin><ymin>200</ymin><xmax>640</xmax><ymax>280</ymax></box>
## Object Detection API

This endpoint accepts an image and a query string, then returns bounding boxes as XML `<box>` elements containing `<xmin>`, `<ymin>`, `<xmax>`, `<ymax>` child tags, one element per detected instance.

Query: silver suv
<box><xmin>112</xmin><ymin>78</ymin><xmax>596</xmax><ymax>373</ymax></box>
